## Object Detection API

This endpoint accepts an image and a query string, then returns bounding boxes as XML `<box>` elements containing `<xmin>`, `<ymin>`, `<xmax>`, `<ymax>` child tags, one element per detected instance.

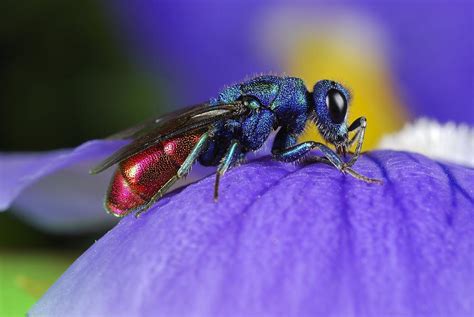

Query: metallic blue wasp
<box><xmin>92</xmin><ymin>75</ymin><xmax>382</xmax><ymax>217</ymax></box>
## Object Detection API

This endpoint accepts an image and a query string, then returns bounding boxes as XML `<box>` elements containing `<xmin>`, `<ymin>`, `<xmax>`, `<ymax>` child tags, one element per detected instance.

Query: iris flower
<box><xmin>1</xmin><ymin>140</ymin><xmax>473</xmax><ymax>316</ymax></box>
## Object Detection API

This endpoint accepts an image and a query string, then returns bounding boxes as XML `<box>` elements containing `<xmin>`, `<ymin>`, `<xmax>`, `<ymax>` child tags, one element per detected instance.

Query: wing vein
<box><xmin>90</xmin><ymin>102</ymin><xmax>248</xmax><ymax>174</ymax></box>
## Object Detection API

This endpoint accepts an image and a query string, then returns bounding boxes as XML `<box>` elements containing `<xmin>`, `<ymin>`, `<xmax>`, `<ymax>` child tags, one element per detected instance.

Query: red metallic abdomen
<box><xmin>105</xmin><ymin>133</ymin><xmax>202</xmax><ymax>216</ymax></box>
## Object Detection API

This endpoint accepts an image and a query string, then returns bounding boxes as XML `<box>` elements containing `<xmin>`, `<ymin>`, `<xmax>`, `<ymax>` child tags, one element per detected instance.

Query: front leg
<box><xmin>272</xmin><ymin>130</ymin><xmax>381</xmax><ymax>184</ymax></box>
<box><xmin>273</xmin><ymin>139</ymin><xmax>345</xmax><ymax>170</ymax></box>
<box><xmin>272</xmin><ymin>128</ymin><xmax>341</xmax><ymax>166</ymax></box>
<box><xmin>346</xmin><ymin>116</ymin><xmax>367</xmax><ymax>167</ymax></box>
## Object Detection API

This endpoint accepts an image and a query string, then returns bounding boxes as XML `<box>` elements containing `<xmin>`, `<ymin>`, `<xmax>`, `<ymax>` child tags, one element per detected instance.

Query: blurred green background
<box><xmin>1</xmin><ymin>0</ymin><xmax>160</xmax><ymax>151</ymax></box>
<box><xmin>0</xmin><ymin>1</ymin><xmax>160</xmax><ymax>315</ymax></box>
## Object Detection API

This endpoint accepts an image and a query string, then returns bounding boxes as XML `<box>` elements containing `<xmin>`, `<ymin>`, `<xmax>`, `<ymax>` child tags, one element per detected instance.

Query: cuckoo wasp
<box><xmin>91</xmin><ymin>76</ymin><xmax>381</xmax><ymax>217</ymax></box>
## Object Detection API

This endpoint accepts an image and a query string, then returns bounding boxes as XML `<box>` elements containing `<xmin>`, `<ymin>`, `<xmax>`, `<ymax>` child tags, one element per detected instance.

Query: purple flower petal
<box><xmin>0</xmin><ymin>140</ymin><xmax>126</xmax><ymax>232</ymax></box>
<box><xmin>29</xmin><ymin>151</ymin><xmax>474</xmax><ymax>316</ymax></box>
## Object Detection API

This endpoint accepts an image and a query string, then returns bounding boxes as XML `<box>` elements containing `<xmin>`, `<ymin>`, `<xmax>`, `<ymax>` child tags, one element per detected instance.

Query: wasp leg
<box><xmin>214</xmin><ymin>140</ymin><xmax>240</xmax><ymax>201</ymax></box>
<box><xmin>345</xmin><ymin>116</ymin><xmax>367</xmax><ymax>167</ymax></box>
<box><xmin>303</xmin><ymin>156</ymin><xmax>380</xmax><ymax>184</ymax></box>
<box><xmin>304</xmin><ymin>156</ymin><xmax>332</xmax><ymax>165</ymax></box>
<box><xmin>273</xmin><ymin>140</ymin><xmax>381</xmax><ymax>184</ymax></box>
<box><xmin>135</xmin><ymin>175</ymin><xmax>179</xmax><ymax>218</ymax></box>
<box><xmin>135</xmin><ymin>132</ymin><xmax>210</xmax><ymax>218</ymax></box>
<box><xmin>177</xmin><ymin>132</ymin><xmax>211</xmax><ymax>179</ymax></box>
<box><xmin>273</xmin><ymin>141</ymin><xmax>341</xmax><ymax>165</ymax></box>
<box><xmin>343</xmin><ymin>166</ymin><xmax>383</xmax><ymax>183</ymax></box>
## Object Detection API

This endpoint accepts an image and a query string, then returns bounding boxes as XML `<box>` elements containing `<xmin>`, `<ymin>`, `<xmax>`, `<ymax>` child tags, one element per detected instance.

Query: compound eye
<box><xmin>326</xmin><ymin>89</ymin><xmax>347</xmax><ymax>124</ymax></box>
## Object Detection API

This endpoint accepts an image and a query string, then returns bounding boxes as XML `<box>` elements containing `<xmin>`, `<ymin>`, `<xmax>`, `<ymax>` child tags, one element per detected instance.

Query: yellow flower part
<box><xmin>283</xmin><ymin>24</ymin><xmax>408</xmax><ymax>149</ymax></box>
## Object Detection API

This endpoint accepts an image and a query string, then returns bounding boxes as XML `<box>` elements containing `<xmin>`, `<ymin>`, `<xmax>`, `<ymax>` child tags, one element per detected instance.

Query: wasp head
<box><xmin>311</xmin><ymin>80</ymin><xmax>351</xmax><ymax>155</ymax></box>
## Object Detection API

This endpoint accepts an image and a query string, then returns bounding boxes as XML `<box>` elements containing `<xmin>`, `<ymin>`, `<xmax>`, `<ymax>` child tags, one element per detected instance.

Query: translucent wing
<box><xmin>105</xmin><ymin>103</ymin><xmax>215</xmax><ymax>141</ymax></box>
<box><xmin>90</xmin><ymin>102</ymin><xmax>248</xmax><ymax>174</ymax></box>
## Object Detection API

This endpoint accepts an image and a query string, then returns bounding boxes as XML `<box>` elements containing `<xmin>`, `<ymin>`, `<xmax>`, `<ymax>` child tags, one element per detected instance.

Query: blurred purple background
<box><xmin>108</xmin><ymin>0</ymin><xmax>474</xmax><ymax>124</ymax></box>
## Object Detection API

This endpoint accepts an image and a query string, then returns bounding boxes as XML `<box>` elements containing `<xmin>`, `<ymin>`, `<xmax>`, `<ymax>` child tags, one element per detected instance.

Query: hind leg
<box><xmin>214</xmin><ymin>140</ymin><xmax>241</xmax><ymax>201</ymax></box>
<box><xmin>135</xmin><ymin>132</ymin><xmax>210</xmax><ymax>217</ymax></box>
